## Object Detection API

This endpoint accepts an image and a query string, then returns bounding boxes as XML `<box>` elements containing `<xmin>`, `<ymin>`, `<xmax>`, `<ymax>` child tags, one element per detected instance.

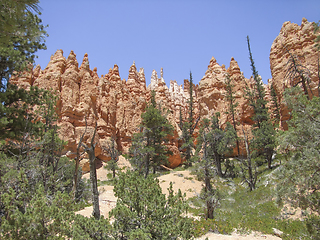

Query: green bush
<box><xmin>110</xmin><ymin>171</ymin><xmax>194</xmax><ymax>239</ymax></box>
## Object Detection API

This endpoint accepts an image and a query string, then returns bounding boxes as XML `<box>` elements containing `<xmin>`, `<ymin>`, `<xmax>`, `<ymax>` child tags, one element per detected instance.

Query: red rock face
<box><xmin>11</xmin><ymin>18</ymin><xmax>319</xmax><ymax>169</ymax></box>
<box><xmin>270</xmin><ymin>18</ymin><xmax>319</xmax><ymax>129</ymax></box>
<box><xmin>9</xmin><ymin>51</ymin><xmax>259</xmax><ymax>168</ymax></box>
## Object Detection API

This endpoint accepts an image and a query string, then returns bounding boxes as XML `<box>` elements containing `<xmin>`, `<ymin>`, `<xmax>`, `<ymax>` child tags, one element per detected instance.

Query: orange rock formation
<box><xmin>11</xmin><ymin>18</ymin><xmax>319</xmax><ymax>170</ymax></box>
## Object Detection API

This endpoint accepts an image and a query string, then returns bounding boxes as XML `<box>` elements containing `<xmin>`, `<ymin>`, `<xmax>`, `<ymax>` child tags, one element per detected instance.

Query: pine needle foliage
<box><xmin>277</xmin><ymin>87</ymin><xmax>320</xmax><ymax>238</ymax></box>
<box><xmin>180</xmin><ymin>71</ymin><xmax>199</xmax><ymax>167</ymax></box>
<box><xmin>110</xmin><ymin>171</ymin><xmax>193</xmax><ymax>239</ymax></box>
<box><xmin>128</xmin><ymin>91</ymin><xmax>173</xmax><ymax>177</ymax></box>
<box><xmin>277</xmin><ymin>87</ymin><xmax>320</xmax><ymax>214</ymax></box>
<box><xmin>224</xmin><ymin>73</ymin><xmax>239</xmax><ymax>155</ymax></box>
<box><xmin>245</xmin><ymin>36</ymin><xmax>276</xmax><ymax>170</ymax></box>
<box><xmin>194</xmin><ymin>114</ymin><xmax>237</xmax><ymax>218</ymax></box>
<box><xmin>270</xmin><ymin>83</ymin><xmax>281</xmax><ymax>126</ymax></box>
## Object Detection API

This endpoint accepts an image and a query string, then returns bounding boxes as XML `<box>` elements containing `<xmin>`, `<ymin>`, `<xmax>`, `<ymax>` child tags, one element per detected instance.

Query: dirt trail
<box><xmin>76</xmin><ymin>157</ymin><xmax>281</xmax><ymax>239</ymax></box>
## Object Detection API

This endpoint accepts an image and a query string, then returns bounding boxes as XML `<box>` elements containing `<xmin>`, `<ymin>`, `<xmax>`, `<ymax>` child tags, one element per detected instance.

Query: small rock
<box><xmin>272</xmin><ymin>228</ymin><xmax>283</xmax><ymax>237</ymax></box>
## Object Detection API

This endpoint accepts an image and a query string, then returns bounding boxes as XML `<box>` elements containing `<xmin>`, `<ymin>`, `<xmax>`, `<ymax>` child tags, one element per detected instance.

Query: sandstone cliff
<box><xmin>269</xmin><ymin>18</ymin><xmax>319</xmax><ymax>129</ymax></box>
<box><xmin>11</xmin><ymin>18</ymin><xmax>319</xmax><ymax>170</ymax></box>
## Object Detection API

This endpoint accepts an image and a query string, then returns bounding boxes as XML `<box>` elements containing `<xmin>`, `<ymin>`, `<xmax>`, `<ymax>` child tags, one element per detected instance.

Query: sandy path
<box><xmin>76</xmin><ymin>159</ymin><xmax>281</xmax><ymax>239</ymax></box>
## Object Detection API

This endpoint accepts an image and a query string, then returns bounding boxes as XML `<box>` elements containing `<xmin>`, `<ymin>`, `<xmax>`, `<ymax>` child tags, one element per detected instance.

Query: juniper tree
<box><xmin>246</xmin><ymin>36</ymin><xmax>276</xmax><ymax>169</ymax></box>
<box><xmin>128</xmin><ymin>91</ymin><xmax>173</xmax><ymax>177</ymax></box>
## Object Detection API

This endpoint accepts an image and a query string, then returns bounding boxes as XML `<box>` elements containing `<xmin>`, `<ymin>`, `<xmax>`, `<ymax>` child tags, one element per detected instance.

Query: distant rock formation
<box><xmin>11</xmin><ymin>18</ymin><xmax>319</xmax><ymax>170</ymax></box>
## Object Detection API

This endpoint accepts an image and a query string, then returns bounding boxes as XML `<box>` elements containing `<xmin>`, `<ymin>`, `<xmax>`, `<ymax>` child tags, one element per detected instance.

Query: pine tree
<box><xmin>81</xmin><ymin>122</ymin><xmax>100</xmax><ymax>220</ymax></box>
<box><xmin>225</xmin><ymin>73</ymin><xmax>240</xmax><ymax>155</ymax></box>
<box><xmin>104</xmin><ymin>137</ymin><xmax>120</xmax><ymax>178</ymax></box>
<box><xmin>0</xmin><ymin>0</ymin><xmax>47</xmax><ymax>141</ymax></box>
<box><xmin>72</xmin><ymin>214</ymin><xmax>112</xmax><ymax>240</ymax></box>
<box><xmin>285</xmin><ymin>50</ymin><xmax>313</xmax><ymax>100</ymax></box>
<box><xmin>246</xmin><ymin>36</ymin><xmax>276</xmax><ymax>169</ymax></box>
<box><xmin>180</xmin><ymin>71</ymin><xmax>199</xmax><ymax>167</ymax></box>
<box><xmin>0</xmin><ymin>0</ymin><xmax>47</xmax><ymax>85</ymax></box>
<box><xmin>270</xmin><ymin>83</ymin><xmax>281</xmax><ymax>126</ymax></box>
<box><xmin>277</xmin><ymin>87</ymin><xmax>320</xmax><ymax>213</ymax></box>
<box><xmin>1</xmin><ymin>183</ymin><xmax>75</xmax><ymax>239</ymax></box>
<box><xmin>194</xmin><ymin>114</ymin><xmax>236</xmax><ymax>218</ymax></box>
<box><xmin>110</xmin><ymin>171</ymin><xmax>193</xmax><ymax>239</ymax></box>
<box><xmin>277</xmin><ymin>87</ymin><xmax>320</xmax><ymax>237</ymax></box>
<box><xmin>0</xmin><ymin>91</ymin><xmax>78</xmax><ymax>236</ymax></box>
<box><xmin>128</xmin><ymin>91</ymin><xmax>173</xmax><ymax>177</ymax></box>
<box><xmin>240</xmin><ymin>128</ymin><xmax>258</xmax><ymax>191</ymax></box>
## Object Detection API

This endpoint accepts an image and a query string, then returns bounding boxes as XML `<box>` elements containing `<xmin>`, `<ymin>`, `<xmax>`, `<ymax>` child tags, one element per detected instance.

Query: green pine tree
<box><xmin>104</xmin><ymin>137</ymin><xmax>120</xmax><ymax>178</ymax></box>
<box><xmin>270</xmin><ymin>83</ymin><xmax>281</xmax><ymax>126</ymax></box>
<box><xmin>128</xmin><ymin>91</ymin><xmax>173</xmax><ymax>177</ymax></box>
<box><xmin>194</xmin><ymin>113</ymin><xmax>237</xmax><ymax>218</ymax></box>
<box><xmin>180</xmin><ymin>71</ymin><xmax>199</xmax><ymax>167</ymax></box>
<box><xmin>246</xmin><ymin>36</ymin><xmax>276</xmax><ymax>169</ymax></box>
<box><xmin>110</xmin><ymin>171</ymin><xmax>193</xmax><ymax>239</ymax></box>
<box><xmin>225</xmin><ymin>73</ymin><xmax>240</xmax><ymax>155</ymax></box>
<box><xmin>277</xmin><ymin>87</ymin><xmax>320</xmax><ymax>213</ymax></box>
<box><xmin>277</xmin><ymin>87</ymin><xmax>320</xmax><ymax>238</ymax></box>
<box><xmin>0</xmin><ymin>0</ymin><xmax>47</xmax><ymax>141</ymax></box>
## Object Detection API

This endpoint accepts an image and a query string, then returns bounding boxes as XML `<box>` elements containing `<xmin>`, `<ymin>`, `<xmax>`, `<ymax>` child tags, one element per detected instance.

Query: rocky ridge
<box><xmin>269</xmin><ymin>17</ymin><xmax>319</xmax><ymax>129</ymax></box>
<box><xmin>11</xmin><ymin>18</ymin><xmax>319</xmax><ymax>170</ymax></box>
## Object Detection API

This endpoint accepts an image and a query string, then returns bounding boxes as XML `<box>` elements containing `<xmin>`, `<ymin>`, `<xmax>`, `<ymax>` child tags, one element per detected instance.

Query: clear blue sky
<box><xmin>36</xmin><ymin>0</ymin><xmax>319</xmax><ymax>85</ymax></box>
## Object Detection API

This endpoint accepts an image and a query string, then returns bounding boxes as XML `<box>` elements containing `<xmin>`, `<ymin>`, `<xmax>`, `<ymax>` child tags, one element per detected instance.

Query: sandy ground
<box><xmin>196</xmin><ymin>231</ymin><xmax>281</xmax><ymax>240</ymax></box>
<box><xmin>158</xmin><ymin>170</ymin><xmax>203</xmax><ymax>198</ymax></box>
<box><xmin>76</xmin><ymin>157</ymin><xmax>281</xmax><ymax>239</ymax></box>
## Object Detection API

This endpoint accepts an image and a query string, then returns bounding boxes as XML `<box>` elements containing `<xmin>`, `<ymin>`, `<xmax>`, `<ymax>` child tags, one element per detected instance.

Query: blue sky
<box><xmin>36</xmin><ymin>0</ymin><xmax>319</xmax><ymax>86</ymax></box>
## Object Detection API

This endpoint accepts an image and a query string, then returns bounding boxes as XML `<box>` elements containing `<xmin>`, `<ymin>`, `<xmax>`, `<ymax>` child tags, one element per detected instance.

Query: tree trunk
<box><xmin>83</xmin><ymin>122</ymin><xmax>100</xmax><ymax>219</ymax></box>
<box><xmin>112</xmin><ymin>168</ymin><xmax>116</xmax><ymax>178</ymax></box>
<box><xmin>73</xmin><ymin>157</ymin><xmax>80</xmax><ymax>199</ymax></box>
<box><xmin>206</xmin><ymin>197</ymin><xmax>214</xmax><ymax>219</ymax></box>
<box><xmin>266</xmin><ymin>149</ymin><xmax>273</xmax><ymax>169</ymax></box>
<box><xmin>215</xmin><ymin>153</ymin><xmax>223</xmax><ymax>178</ymax></box>
<box><xmin>243</xmin><ymin>129</ymin><xmax>256</xmax><ymax>191</ymax></box>
<box><xmin>145</xmin><ymin>153</ymin><xmax>149</xmax><ymax>178</ymax></box>
<box><xmin>89</xmin><ymin>149</ymin><xmax>100</xmax><ymax>219</ymax></box>
<box><xmin>73</xmin><ymin>123</ymin><xmax>87</xmax><ymax>200</ymax></box>
<box><xmin>204</xmin><ymin>159</ymin><xmax>214</xmax><ymax>219</ymax></box>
